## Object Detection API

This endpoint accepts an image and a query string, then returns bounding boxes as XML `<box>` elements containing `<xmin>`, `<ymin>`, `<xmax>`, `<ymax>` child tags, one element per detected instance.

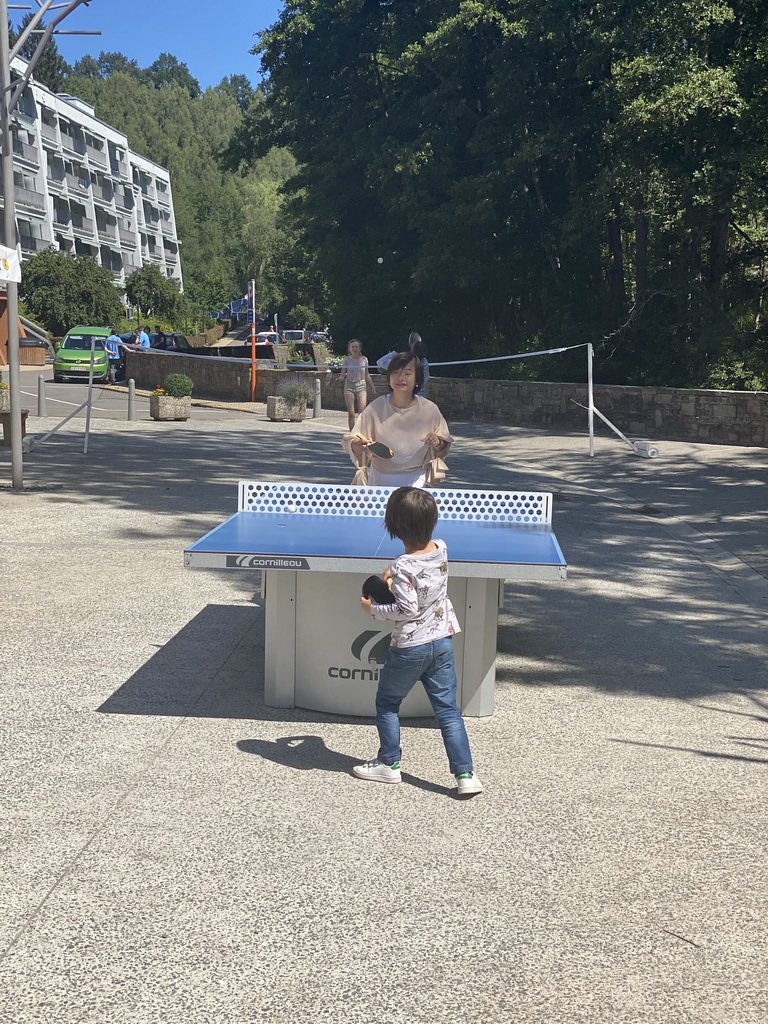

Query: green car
<box><xmin>53</xmin><ymin>326</ymin><xmax>111</xmax><ymax>382</ymax></box>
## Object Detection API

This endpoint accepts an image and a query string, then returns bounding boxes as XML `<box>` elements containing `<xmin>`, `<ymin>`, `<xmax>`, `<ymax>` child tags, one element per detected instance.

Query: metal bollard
<box><xmin>127</xmin><ymin>379</ymin><xmax>137</xmax><ymax>421</ymax></box>
<box><xmin>37</xmin><ymin>374</ymin><xmax>46</xmax><ymax>417</ymax></box>
<box><xmin>313</xmin><ymin>377</ymin><xmax>322</xmax><ymax>418</ymax></box>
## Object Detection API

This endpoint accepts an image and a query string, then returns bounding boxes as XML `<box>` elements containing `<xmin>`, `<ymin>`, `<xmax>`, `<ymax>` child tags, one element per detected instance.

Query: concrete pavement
<box><xmin>0</xmin><ymin>407</ymin><xmax>766</xmax><ymax>1024</ymax></box>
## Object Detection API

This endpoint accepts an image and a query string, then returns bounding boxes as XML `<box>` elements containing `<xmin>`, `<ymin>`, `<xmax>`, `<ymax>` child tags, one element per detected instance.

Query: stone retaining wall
<box><xmin>125</xmin><ymin>349</ymin><xmax>768</xmax><ymax>447</ymax></box>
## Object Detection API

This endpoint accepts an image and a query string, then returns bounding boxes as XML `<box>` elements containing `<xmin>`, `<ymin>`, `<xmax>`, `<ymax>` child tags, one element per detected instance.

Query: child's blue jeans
<box><xmin>375</xmin><ymin>635</ymin><xmax>473</xmax><ymax>776</ymax></box>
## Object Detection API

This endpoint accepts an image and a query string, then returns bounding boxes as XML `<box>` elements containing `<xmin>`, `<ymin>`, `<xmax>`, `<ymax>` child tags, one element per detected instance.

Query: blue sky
<box><xmin>27</xmin><ymin>0</ymin><xmax>285</xmax><ymax>90</ymax></box>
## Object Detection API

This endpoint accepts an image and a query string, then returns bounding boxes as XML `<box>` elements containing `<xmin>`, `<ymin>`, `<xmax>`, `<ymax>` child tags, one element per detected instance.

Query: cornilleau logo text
<box><xmin>226</xmin><ymin>555</ymin><xmax>310</xmax><ymax>569</ymax></box>
<box><xmin>328</xmin><ymin>629</ymin><xmax>391</xmax><ymax>681</ymax></box>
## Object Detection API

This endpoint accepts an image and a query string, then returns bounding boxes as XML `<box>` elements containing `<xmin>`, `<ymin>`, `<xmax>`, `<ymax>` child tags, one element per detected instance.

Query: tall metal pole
<box><xmin>0</xmin><ymin>0</ymin><xmax>23</xmax><ymax>488</ymax></box>
<box><xmin>587</xmin><ymin>342</ymin><xmax>595</xmax><ymax>458</ymax></box>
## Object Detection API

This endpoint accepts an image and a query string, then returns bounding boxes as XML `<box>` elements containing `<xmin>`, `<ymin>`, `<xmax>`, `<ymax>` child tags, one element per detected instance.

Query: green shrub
<box><xmin>278</xmin><ymin>380</ymin><xmax>314</xmax><ymax>407</ymax></box>
<box><xmin>163</xmin><ymin>373</ymin><xmax>194</xmax><ymax>397</ymax></box>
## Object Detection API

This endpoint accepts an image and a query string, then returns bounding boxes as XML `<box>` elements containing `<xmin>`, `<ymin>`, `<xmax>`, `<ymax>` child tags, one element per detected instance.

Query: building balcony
<box><xmin>97</xmin><ymin>225</ymin><xmax>117</xmax><ymax>242</ymax></box>
<box><xmin>71</xmin><ymin>214</ymin><xmax>95</xmax><ymax>234</ymax></box>
<box><xmin>111</xmin><ymin>161</ymin><xmax>129</xmax><ymax>179</ymax></box>
<box><xmin>60</xmin><ymin>133</ymin><xmax>87</xmax><ymax>157</ymax></box>
<box><xmin>74</xmin><ymin>239</ymin><xmax>98</xmax><ymax>257</ymax></box>
<box><xmin>40</xmin><ymin>122</ymin><xmax>57</xmax><ymax>142</ymax></box>
<box><xmin>93</xmin><ymin>185</ymin><xmax>115</xmax><ymax>206</ymax></box>
<box><xmin>19</xmin><ymin>234</ymin><xmax>52</xmax><ymax>253</ymax></box>
<box><xmin>157</xmin><ymin>191</ymin><xmax>170</xmax><ymax>207</ymax></box>
<box><xmin>15</xmin><ymin>101</ymin><xmax>36</xmax><ymax>122</ymax></box>
<box><xmin>119</xmin><ymin>228</ymin><xmax>135</xmax><ymax>246</ymax></box>
<box><xmin>86</xmin><ymin>144</ymin><xmax>107</xmax><ymax>167</ymax></box>
<box><xmin>65</xmin><ymin>172</ymin><xmax>91</xmax><ymax>192</ymax></box>
<box><xmin>15</xmin><ymin>185</ymin><xmax>46</xmax><ymax>211</ymax></box>
<box><xmin>12</xmin><ymin>138</ymin><xmax>39</xmax><ymax>164</ymax></box>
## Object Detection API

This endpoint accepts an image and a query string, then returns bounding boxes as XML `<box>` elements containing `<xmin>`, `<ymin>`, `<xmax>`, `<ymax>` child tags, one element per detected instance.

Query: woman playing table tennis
<box><xmin>342</xmin><ymin>351</ymin><xmax>451</xmax><ymax>488</ymax></box>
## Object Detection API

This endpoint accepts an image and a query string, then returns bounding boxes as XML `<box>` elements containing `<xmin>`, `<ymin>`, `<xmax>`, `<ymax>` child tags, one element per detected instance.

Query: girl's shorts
<box><xmin>344</xmin><ymin>379</ymin><xmax>367</xmax><ymax>396</ymax></box>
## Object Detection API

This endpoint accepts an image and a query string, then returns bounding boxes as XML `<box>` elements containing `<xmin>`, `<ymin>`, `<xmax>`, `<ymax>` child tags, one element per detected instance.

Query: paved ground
<box><xmin>1</xmin><ymin>404</ymin><xmax>766</xmax><ymax>1024</ymax></box>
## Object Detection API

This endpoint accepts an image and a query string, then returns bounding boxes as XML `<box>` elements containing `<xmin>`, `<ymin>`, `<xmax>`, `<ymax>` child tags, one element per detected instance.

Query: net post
<box><xmin>587</xmin><ymin>343</ymin><xmax>595</xmax><ymax>458</ymax></box>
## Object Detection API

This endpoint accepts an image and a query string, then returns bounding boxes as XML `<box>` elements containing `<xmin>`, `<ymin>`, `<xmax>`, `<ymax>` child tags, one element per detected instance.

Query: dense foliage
<box><xmin>19</xmin><ymin>6</ymin><xmax>768</xmax><ymax>388</ymax></box>
<box><xmin>125</xmin><ymin>264</ymin><xmax>183</xmax><ymax>322</ymax></box>
<box><xmin>243</xmin><ymin>0</ymin><xmax>768</xmax><ymax>388</ymax></box>
<box><xmin>20</xmin><ymin>250</ymin><xmax>124</xmax><ymax>336</ymax></box>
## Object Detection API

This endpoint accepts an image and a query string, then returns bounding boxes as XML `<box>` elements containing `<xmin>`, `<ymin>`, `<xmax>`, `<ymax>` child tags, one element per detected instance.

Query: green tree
<box><xmin>143</xmin><ymin>53</ymin><xmax>201</xmax><ymax>97</ymax></box>
<box><xmin>20</xmin><ymin>250</ymin><xmax>123</xmax><ymax>337</ymax></box>
<box><xmin>125</xmin><ymin>264</ymin><xmax>183</xmax><ymax>320</ymax></box>
<box><xmin>12</xmin><ymin>14</ymin><xmax>71</xmax><ymax>91</ymax></box>
<box><xmin>215</xmin><ymin>74</ymin><xmax>256</xmax><ymax>113</ymax></box>
<box><xmin>244</xmin><ymin>0</ymin><xmax>768</xmax><ymax>385</ymax></box>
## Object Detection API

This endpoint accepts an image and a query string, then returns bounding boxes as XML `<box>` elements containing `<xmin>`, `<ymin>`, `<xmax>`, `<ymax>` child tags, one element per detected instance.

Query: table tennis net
<box><xmin>238</xmin><ymin>481</ymin><xmax>552</xmax><ymax>524</ymax></box>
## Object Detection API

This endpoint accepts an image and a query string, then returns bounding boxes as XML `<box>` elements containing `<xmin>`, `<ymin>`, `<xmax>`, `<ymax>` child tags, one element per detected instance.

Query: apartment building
<box><xmin>2</xmin><ymin>57</ymin><xmax>182</xmax><ymax>292</ymax></box>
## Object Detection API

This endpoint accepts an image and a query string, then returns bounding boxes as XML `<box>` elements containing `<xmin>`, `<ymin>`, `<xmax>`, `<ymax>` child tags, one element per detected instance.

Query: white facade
<box><xmin>3</xmin><ymin>57</ymin><xmax>182</xmax><ymax>291</ymax></box>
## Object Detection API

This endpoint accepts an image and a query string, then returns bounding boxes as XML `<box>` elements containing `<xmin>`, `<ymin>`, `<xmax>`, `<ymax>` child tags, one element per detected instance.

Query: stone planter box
<box><xmin>267</xmin><ymin>395</ymin><xmax>308</xmax><ymax>422</ymax></box>
<box><xmin>150</xmin><ymin>394</ymin><xmax>191</xmax><ymax>421</ymax></box>
<box><xmin>0</xmin><ymin>389</ymin><xmax>9</xmax><ymax>412</ymax></box>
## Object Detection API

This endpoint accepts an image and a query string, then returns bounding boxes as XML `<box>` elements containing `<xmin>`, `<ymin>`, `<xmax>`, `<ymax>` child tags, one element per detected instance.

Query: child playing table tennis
<box><xmin>353</xmin><ymin>487</ymin><xmax>483</xmax><ymax>796</ymax></box>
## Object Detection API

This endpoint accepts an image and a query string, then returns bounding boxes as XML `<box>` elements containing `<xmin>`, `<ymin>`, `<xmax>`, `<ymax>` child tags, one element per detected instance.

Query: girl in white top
<box><xmin>339</xmin><ymin>338</ymin><xmax>377</xmax><ymax>430</ymax></box>
<box><xmin>343</xmin><ymin>351</ymin><xmax>451</xmax><ymax>488</ymax></box>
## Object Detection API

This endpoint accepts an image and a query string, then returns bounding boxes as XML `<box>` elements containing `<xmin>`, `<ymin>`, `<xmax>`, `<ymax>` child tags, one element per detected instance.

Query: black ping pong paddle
<box><xmin>356</xmin><ymin>436</ymin><xmax>394</xmax><ymax>459</ymax></box>
<box><xmin>362</xmin><ymin>575</ymin><xmax>397</xmax><ymax>605</ymax></box>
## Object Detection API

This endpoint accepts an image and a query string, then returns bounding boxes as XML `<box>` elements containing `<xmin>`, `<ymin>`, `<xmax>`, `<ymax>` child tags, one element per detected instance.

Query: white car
<box><xmin>282</xmin><ymin>330</ymin><xmax>306</xmax><ymax>344</ymax></box>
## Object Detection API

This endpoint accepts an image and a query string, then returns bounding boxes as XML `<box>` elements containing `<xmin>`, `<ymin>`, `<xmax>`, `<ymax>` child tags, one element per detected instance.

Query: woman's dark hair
<box><xmin>386</xmin><ymin>352</ymin><xmax>424</xmax><ymax>394</ymax></box>
<box><xmin>385</xmin><ymin>487</ymin><xmax>438</xmax><ymax>549</ymax></box>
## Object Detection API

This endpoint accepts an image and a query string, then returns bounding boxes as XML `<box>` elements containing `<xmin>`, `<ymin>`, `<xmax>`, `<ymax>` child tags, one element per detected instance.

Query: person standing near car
<box><xmin>153</xmin><ymin>324</ymin><xmax>167</xmax><ymax>349</ymax></box>
<box><xmin>134</xmin><ymin>325</ymin><xmax>150</xmax><ymax>349</ymax></box>
<box><xmin>104</xmin><ymin>329</ymin><xmax>125</xmax><ymax>384</ymax></box>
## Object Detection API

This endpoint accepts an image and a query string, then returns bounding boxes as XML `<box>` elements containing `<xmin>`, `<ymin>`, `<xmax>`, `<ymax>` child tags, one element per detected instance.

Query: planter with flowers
<box><xmin>150</xmin><ymin>373</ymin><xmax>194</xmax><ymax>421</ymax></box>
<box><xmin>0</xmin><ymin>371</ymin><xmax>9</xmax><ymax>412</ymax></box>
<box><xmin>267</xmin><ymin>377</ymin><xmax>314</xmax><ymax>422</ymax></box>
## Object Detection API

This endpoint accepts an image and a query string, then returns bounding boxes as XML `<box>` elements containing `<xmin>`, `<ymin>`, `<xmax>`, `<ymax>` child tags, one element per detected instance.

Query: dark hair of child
<box><xmin>386</xmin><ymin>352</ymin><xmax>424</xmax><ymax>394</ymax></box>
<box><xmin>384</xmin><ymin>487</ymin><xmax>438</xmax><ymax>551</ymax></box>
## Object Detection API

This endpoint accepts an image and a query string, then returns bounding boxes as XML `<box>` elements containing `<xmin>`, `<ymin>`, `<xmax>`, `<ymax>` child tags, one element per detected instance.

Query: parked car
<box><xmin>53</xmin><ymin>326</ymin><xmax>110</xmax><ymax>382</ymax></box>
<box><xmin>282</xmin><ymin>329</ymin><xmax>306</xmax><ymax>344</ymax></box>
<box><xmin>150</xmin><ymin>332</ymin><xmax>192</xmax><ymax>351</ymax></box>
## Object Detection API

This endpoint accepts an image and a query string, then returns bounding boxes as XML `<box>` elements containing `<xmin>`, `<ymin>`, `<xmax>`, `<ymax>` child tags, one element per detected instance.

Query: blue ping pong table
<box><xmin>184</xmin><ymin>482</ymin><xmax>567</xmax><ymax>718</ymax></box>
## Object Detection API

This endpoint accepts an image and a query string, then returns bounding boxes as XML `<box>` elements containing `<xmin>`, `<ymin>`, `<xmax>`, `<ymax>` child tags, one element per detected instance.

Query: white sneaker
<box><xmin>455</xmin><ymin>772</ymin><xmax>483</xmax><ymax>795</ymax></box>
<box><xmin>353</xmin><ymin>760</ymin><xmax>402</xmax><ymax>784</ymax></box>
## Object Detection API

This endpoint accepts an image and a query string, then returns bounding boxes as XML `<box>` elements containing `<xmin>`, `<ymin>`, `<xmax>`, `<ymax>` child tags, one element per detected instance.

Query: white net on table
<box><xmin>238</xmin><ymin>482</ymin><xmax>552</xmax><ymax>524</ymax></box>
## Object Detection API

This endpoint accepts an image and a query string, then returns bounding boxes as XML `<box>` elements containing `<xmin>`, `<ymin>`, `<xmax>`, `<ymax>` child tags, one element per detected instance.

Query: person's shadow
<box><xmin>236</xmin><ymin>734</ymin><xmax>457</xmax><ymax>796</ymax></box>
